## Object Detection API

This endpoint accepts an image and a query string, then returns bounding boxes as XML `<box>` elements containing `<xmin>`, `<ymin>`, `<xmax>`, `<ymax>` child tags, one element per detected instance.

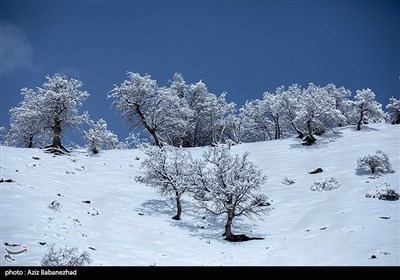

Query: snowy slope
<box><xmin>1</xmin><ymin>123</ymin><xmax>399</xmax><ymax>266</ymax></box>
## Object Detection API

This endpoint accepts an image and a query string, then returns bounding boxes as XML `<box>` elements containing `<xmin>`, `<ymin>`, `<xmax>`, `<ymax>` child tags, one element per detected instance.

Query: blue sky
<box><xmin>1</xmin><ymin>0</ymin><xmax>399</xmax><ymax>144</ymax></box>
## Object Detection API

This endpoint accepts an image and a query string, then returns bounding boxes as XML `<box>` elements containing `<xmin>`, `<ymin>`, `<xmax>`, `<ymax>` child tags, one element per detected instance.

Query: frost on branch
<box><xmin>357</xmin><ymin>150</ymin><xmax>395</xmax><ymax>175</ymax></box>
<box><xmin>5</xmin><ymin>74</ymin><xmax>89</xmax><ymax>153</ymax></box>
<box><xmin>194</xmin><ymin>145</ymin><xmax>271</xmax><ymax>241</ymax></box>
<box><xmin>282</xmin><ymin>177</ymin><xmax>296</xmax><ymax>185</ymax></box>
<box><xmin>365</xmin><ymin>183</ymin><xmax>399</xmax><ymax>201</ymax></box>
<box><xmin>40</xmin><ymin>244</ymin><xmax>92</xmax><ymax>266</ymax></box>
<box><xmin>350</xmin><ymin>89</ymin><xmax>384</xmax><ymax>131</ymax></box>
<box><xmin>386</xmin><ymin>97</ymin><xmax>400</xmax><ymax>124</ymax></box>
<box><xmin>141</xmin><ymin>145</ymin><xmax>196</xmax><ymax>220</ymax></box>
<box><xmin>83</xmin><ymin>119</ymin><xmax>119</xmax><ymax>154</ymax></box>
<box><xmin>310</xmin><ymin>177</ymin><xmax>340</xmax><ymax>192</ymax></box>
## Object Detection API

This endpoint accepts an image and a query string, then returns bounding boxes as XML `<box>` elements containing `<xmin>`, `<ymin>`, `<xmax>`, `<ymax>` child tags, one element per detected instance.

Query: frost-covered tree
<box><xmin>185</xmin><ymin>81</ymin><xmax>236</xmax><ymax>146</ymax></box>
<box><xmin>351</xmin><ymin>88</ymin><xmax>384</xmax><ymax>130</ymax></box>
<box><xmin>262</xmin><ymin>87</ymin><xmax>288</xmax><ymax>139</ymax></box>
<box><xmin>357</xmin><ymin>150</ymin><xmax>395</xmax><ymax>174</ymax></box>
<box><xmin>170</xmin><ymin>72</ymin><xmax>189</xmax><ymax>99</ymax></box>
<box><xmin>5</xmin><ymin>88</ymin><xmax>50</xmax><ymax>147</ymax></box>
<box><xmin>280</xmin><ymin>84</ymin><xmax>304</xmax><ymax>138</ymax></box>
<box><xmin>194</xmin><ymin>146</ymin><xmax>271</xmax><ymax>241</ymax></box>
<box><xmin>386</xmin><ymin>97</ymin><xmax>400</xmax><ymax>124</ymax></box>
<box><xmin>109</xmin><ymin>72</ymin><xmax>163</xmax><ymax>147</ymax></box>
<box><xmin>38</xmin><ymin>74</ymin><xmax>89</xmax><ymax>152</ymax></box>
<box><xmin>295</xmin><ymin>83</ymin><xmax>345</xmax><ymax>144</ymax></box>
<box><xmin>109</xmin><ymin>72</ymin><xmax>187</xmax><ymax>147</ymax></box>
<box><xmin>141</xmin><ymin>145</ymin><xmax>195</xmax><ymax>220</ymax></box>
<box><xmin>324</xmin><ymin>83</ymin><xmax>352</xmax><ymax>126</ymax></box>
<box><xmin>83</xmin><ymin>119</ymin><xmax>119</xmax><ymax>154</ymax></box>
<box><xmin>5</xmin><ymin>75</ymin><xmax>89</xmax><ymax>151</ymax></box>
<box><xmin>40</xmin><ymin>74</ymin><xmax>89</xmax><ymax>151</ymax></box>
<box><xmin>238</xmin><ymin>99</ymin><xmax>274</xmax><ymax>142</ymax></box>
<box><xmin>41</xmin><ymin>244</ymin><xmax>92</xmax><ymax>266</ymax></box>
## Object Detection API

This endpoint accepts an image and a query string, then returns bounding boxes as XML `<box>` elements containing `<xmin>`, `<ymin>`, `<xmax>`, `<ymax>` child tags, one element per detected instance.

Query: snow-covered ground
<box><xmin>1</xmin><ymin>123</ymin><xmax>399</xmax><ymax>266</ymax></box>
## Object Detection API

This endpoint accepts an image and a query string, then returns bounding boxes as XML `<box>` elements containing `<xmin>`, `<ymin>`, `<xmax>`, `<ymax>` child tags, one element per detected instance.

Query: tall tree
<box><xmin>6</xmin><ymin>88</ymin><xmax>49</xmax><ymax>147</ymax></box>
<box><xmin>194</xmin><ymin>146</ymin><xmax>271</xmax><ymax>241</ymax></box>
<box><xmin>386</xmin><ymin>97</ymin><xmax>400</xmax><ymax>124</ymax></box>
<box><xmin>280</xmin><ymin>84</ymin><xmax>304</xmax><ymax>138</ymax></box>
<box><xmin>109</xmin><ymin>72</ymin><xmax>185</xmax><ymax>147</ymax></box>
<box><xmin>351</xmin><ymin>88</ymin><xmax>384</xmax><ymax>130</ymax></box>
<box><xmin>39</xmin><ymin>74</ymin><xmax>89</xmax><ymax>151</ymax></box>
<box><xmin>295</xmin><ymin>83</ymin><xmax>345</xmax><ymax>144</ymax></box>
<box><xmin>6</xmin><ymin>74</ymin><xmax>89</xmax><ymax>151</ymax></box>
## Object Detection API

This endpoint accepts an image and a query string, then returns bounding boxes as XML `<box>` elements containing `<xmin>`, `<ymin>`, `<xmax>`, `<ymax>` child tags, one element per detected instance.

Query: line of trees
<box><xmin>1</xmin><ymin>71</ymin><xmax>399</xmax><ymax>150</ymax></box>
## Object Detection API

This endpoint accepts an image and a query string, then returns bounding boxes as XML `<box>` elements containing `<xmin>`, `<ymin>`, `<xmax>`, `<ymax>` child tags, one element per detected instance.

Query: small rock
<box><xmin>4</xmin><ymin>242</ymin><xmax>20</xmax><ymax>247</ymax></box>
<box><xmin>82</xmin><ymin>200</ymin><xmax>91</xmax><ymax>204</ymax></box>
<box><xmin>380</xmin><ymin>216</ymin><xmax>391</xmax><ymax>219</ymax></box>
<box><xmin>88</xmin><ymin>246</ymin><xmax>96</xmax><ymax>251</ymax></box>
<box><xmin>138</xmin><ymin>212</ymin><xmax>144</xmax><ymax>216</ymax></box>
<box><xmin>309</xmin><ymin>168</ymin><xmax>323</xmax><ymax>174</ymax></box>
<box><xmin>0</xmin><ymin>179</ymin><xmax>14</xmax><ymax>183</ymax></box>
<box><xmin>320</xmin><ymin>226</ymin><xmax>327</xmax><ymax>230</ymax></box>
<box><xmin>32</xmin><ymin>156</ymin><xmax>40</xmax><ymax>160</ymax></box>
<box><xmin>371</xmin><ymin>255</ymin><xmax>377</xmax><ymax>259</ymax></box>
<box><xmin>39</xmin><ymin>242</ymin><xmax>47</xmax><ymax>246</ymax></box>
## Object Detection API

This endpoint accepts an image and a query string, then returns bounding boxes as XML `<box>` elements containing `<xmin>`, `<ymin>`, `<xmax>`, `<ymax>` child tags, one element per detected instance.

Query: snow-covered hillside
<box><xmin>1</xmin><ymin>123</ymin><xmax>399</xmax><ymax>266</ymax></box>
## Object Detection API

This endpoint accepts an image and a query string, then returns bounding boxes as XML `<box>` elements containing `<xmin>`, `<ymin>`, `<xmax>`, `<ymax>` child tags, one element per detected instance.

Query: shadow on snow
<box><xmin>139</xmin><ymin>198</ymin><xmax>264</xmax><ymax>243</ymax></box>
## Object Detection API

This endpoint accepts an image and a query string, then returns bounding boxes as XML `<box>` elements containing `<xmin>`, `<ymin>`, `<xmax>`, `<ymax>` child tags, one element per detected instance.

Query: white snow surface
<box><xmin>1</xmin><ymin>123</ymin><xmax>399</xmax><ymax>266</ymax></box>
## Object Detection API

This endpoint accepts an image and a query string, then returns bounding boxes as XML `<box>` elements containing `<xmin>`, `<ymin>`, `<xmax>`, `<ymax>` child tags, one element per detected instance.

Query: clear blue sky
<box><xmin>1</xmin><ymin>0</ymin><xmax>399</xmax><ymax>144</ymax></box>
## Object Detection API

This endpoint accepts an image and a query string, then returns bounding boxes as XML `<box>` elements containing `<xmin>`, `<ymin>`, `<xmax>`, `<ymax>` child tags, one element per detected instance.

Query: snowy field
<box><xmin>1</xmin><ymin>123</ymin><xmax>399</xmax><ymax>266</ymax></box>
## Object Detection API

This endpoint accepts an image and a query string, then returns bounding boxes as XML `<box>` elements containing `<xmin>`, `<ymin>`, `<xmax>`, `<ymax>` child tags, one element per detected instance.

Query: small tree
<box><xmin>386</xmin><ymin>97</ymin><xmax>400</xmax><ymax>124</ymax></box>
<box><xmin>357</xmin><ymin>150</ymin><xmax>395</xmax><ymax>174</ymax></box>
<box><xmin>194</xmin><ymin>146</ymin><xmax>271</xmax><ymax>241</ymax></box>
<box><xmin>141</xmin><ymin>145</ymin><xmax>195</xmax><ymax>220</ymax></box>
<box><xmin>83</xmin><ymin>119</ymin><xmax>119</xmax><ymax>154</ymax></box>
<box><xmin>41</xmin><ymin>244</ymin><xmax>92</xmax><ymax>266</ymax></box>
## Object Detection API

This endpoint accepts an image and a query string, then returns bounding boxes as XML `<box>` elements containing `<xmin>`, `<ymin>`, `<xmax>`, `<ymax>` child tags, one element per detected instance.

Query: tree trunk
<box><xmin>394</xmin><ymin>115</ymin><xmax>400</xmax><ymax>124</ymax></box>
<box><xmin>224</xmin><ymin>210</ymin><xmax>234</xmax><ymax>240</ymax></box>
<box><xmin>150</xmin><ymin>129</ymin><xmax>163</xmax><ymax>148</ymax></box>
<box><xmin>356</xmin><ymin>108</ymin><xmax>364</xmax><ymax>131</ymax></box>
<box><xmin>273</xmin><ymin>115</ymin><xmax>280</xmax><ymax>140</ymax></box>
<box><xmin>27</xmin><ymin>135</ymin><xmax>33</xmax><ymax>148</ymax></box>
<box><xmin>172</xmin><ymin>193</ymin><xmax>181</xmax><ymax>220</ymax></box>
<box><xmin>135</xmin><ymin>104</ymin><xmax>163</xmax><ymax>147</ymax></box>
<box><xmin>306</xmin><ymin>120</ymin><xmax>316</xmax><ymax>142</ymax></box>
<box><xmin>291</xmin><ymin>121</ymin><xmax>304</xmax><ymax>138</ymax></box>
<box><xmin>371</xmin><ymin>167</ymin><xmax>375</xmax><ymax>174</ymax></box>
<box><xmin>52</xmin><ymin>117</ymin><xmax>63</xmax><ymax>148</ymax></box>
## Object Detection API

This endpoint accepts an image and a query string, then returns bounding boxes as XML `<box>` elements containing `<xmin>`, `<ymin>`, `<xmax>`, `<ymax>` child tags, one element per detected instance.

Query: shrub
<box><xmin>366</xmin><ymin>183</ymin><xmax>399</xmax><ymax>201</ymax></box>
<box><xmin>41</xmin><ymin>244</ymin><xmax>92</xmax><ymax>266</ymax></box>
<box><xmin>47</xmin><ymin>200</ymin><xmax>62</xmax><ymax>212</ymax></box>
<box><xmin>282</xmin><ymin>177</ymin><xmax>296</xmax><ymax>185</ymax></box>
<box><xmin>310</xmin><ymin>177</ymin><xmax>340</xmax><ymax>192</ymax></box>
<box><xmin>357</xmin><ymin>150</ymin><xmax>395</xmax><ymax>174</ymax></box>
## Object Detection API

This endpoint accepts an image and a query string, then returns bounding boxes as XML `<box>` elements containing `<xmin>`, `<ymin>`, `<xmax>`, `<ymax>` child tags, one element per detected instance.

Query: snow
<box><xmin>1</xmin><ymin>123</ymin><xmax>399</xmax><ymax>266</ymax></box>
